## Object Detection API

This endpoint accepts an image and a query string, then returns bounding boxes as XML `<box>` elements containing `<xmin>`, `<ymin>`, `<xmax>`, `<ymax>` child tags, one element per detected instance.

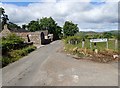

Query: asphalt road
<box><xmin>2</xmin><ymin>40</ymin><xmax>118</xmax><ymax>86</ymax></box>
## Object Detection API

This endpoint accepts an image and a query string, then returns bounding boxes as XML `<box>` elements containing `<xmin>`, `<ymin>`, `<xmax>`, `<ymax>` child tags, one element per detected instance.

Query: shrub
<box><xmin>2</xmin><ymin>57</ymin><xmax>12</xmax><ymax>67</ymax></box>
<box><xmin>23</xmin><ymin>45</ymin><xmax>37</xmax><ymax>53</ymax></box>
<box><xmin>1</xmin><ymin>33</ymin><xmax>25</xmax><ymax>54</ymax></box>
<box><xmin>64</xmin><ymin>36</ymin><xmax>82</xmax><ymax>45</ymax></box>
<box><xmin>9</xmin><ymin>45</ymin><xmax>36</xmax><ymax>58</ymax></box>
<box><xmin>1</xmin><ymin>33</ymin><xmax>37</xmax><ymax>67</ymax></box>
<box><xmin>2</xmin><ymin>45</ymin><xmax>36</xmax><ymax>67</ymax></box>
<box><xmin>9</xmin><ymin>50</ymin><xmax>25</xmax><ymax>58</ymax></box>
<box><xmin>1</xmin><ymin>33</ymin><xmax>24</xmax><ymax>44</ymax></box>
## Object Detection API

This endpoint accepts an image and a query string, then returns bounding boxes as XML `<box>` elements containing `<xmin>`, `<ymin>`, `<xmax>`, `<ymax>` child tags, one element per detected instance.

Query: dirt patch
<box><xmin>63</xmin><ymin>46</ymin><xmax>119</xmax><ymax>63</ymax></box>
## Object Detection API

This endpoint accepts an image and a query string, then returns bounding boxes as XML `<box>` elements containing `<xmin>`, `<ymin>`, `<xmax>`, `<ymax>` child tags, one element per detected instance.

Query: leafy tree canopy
<box><xmin>39</xmin><ymin>17</ymin><xmax>57</xmax><ymax>33</ymax></box>
<box><xmin>8</xmin><ymin>22</ymin><xmax>21</xmax><ymax>29</ymax></box>
<box><xmin>39</xmin><ymin>17</ymin><xmax>62</xmax><ymax>40</ymax></box>
<box><xmin>0</xmin><ymin>7</ymin><xmax>5</xmax><ymax>15</ymax></box>
<box><xmin>0</xmin><ymin>7</ymin><xmax>9</xmax><ymax>28</ymax></box>
<box><xmin>27</xmin><ymin>20</ymin><xmax>40</xmax><ymax>32</ymax></box>
<box><xmin>63</xmin><ymin>21</ymin><xmax>79</xmax><ymax>37</ymax></box>
<box><xmin>22</xmin><ymin>24</ymin><xmax>27</xmax><ymax>29</ymax></box>
<box><xmin>103</xmin><ymin>32</ymin><xmax>113</xmax><ymax>39</ymax></box>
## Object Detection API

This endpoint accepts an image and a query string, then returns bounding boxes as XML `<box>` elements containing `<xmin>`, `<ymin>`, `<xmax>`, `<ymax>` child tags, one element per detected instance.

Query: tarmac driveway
<box><xmin>2</xmin><ymin>40</ymin><xmax>118</xmax><ymax>86</ymax></box>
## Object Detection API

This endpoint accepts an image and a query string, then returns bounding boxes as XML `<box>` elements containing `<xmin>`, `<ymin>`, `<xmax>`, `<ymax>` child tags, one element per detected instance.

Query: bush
<box><xmin>2</xmin><ymin>45</ymin><xmax>36</xmax><ymax>67</ymax></box>
<box><xmin>9</xmin><ymin>45</ymin><xmax>36</xmax><ymax>58</ymax></box>
<box><xmin>0</xmin><ymin>33</ymin><xmax>25</xmax><ymax>54</ymax></box>
<box><xmin>1</xmin><ymin>33</ymin><xmax>37</xmax><ymax>67</ymax></box>
<box><xmin>64</xmin><ymin>36</ymin><xmax>82</xmax><ymax>45</ymax></box>
<box><xmin>23</xmin><ymin>45</ymin><xmax>37</xmax><ymax>53</ymax></box>
<box><xmin>2</xmin><ymin>57</ymin><xmax>12</xmax><ymax>67</ymax></box>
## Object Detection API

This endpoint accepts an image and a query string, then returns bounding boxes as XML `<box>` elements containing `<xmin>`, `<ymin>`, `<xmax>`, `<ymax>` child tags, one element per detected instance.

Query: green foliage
<box><xmin>22</xmin><ymin>24</ymin><xmax>27</xmax><ymax>29</ymax></box>
<box><xmin>0</xmin><ymin>33</ymin><xmax>24</xmax><ymax>53</ymax></box>
<box><xmin>0</xmin><ymin>8</ymin><xmax>21</xmax><ymax>29</ymax></box>
<box><xmin>103</xmin><ymin>32</ymin><xmax>113</xmax><ymax>39</ymax></box>
<box><xmin>26</xmin><ymin>17</ymin><xmax>62</xmax><ymax>40</ymax></box>
<box><xmin>39</xmin><ymin>17</ymin><xmax>57</xmax><ymax>33</ymax></box>
<box><xmin>76</xmin><ymin>32</ymin><xmax>85</xmax><ymax>39</ymax></box>
<box><xmin>2</xmin><ymin>45</ymin><xmax>36</xmax><ymax>67</ymax></box>
<box><xmin>27</xmin><ymin>20</ymin><xmax>40</xmax><ymax>32</ymax></box>
<box><xmin>64</xmin><ymin>35</ymin><xmax>117</xmax><ymax>51</ymax></box>
<box><xmin>84</xmin><ymin>34</ymin><xmax>103</xmax><ymax>39</ymax></box>
<box><xmin>64</xmin><ymin>36</ymin><xmax>118</xmax><ymax>63</ymax></box>
<box><xmin>9</xmin><ymin>45</ymin><xmax>36</xmax><ymax>58</ymax></box>
<box><xmin>64</xmin><ymin>36</ymin><xmax>82</xmax><ymax>45</ymax></box>
<box><xmin>39</xmin><ymin>17</ymin><xmax>62</xmax><ymax>40</ymax></box>
<box><xmin>3</xmin><ymin>33</ymin><xmax>24</xmax><ymax>42</ymax></box>
<box><xmin>0</xmin><ymin>7</ymin><xmax>5</xmax><ymax>15</ymax></box>
<box><xmin>76</xmin><ymin>31</ymin><xmax>117</xmax><ymax>40</ymax></box>
<box><xmin>55</xmin><ymin>26</ymin><xmax>63</xmax><ymax>39</ymax></box>
<box><xmin>63</xmin><ymin>21</ymin><xmax>79</xmax><ymax>37</ymax></box>
<box><xmin>8</xmin><ymin>22</ymin><xmax>21</xmax><ymax>29</ymax></box>
<box><xmin>23</xmin><ymin>45</ymin><xmax>37</xmax><ymax>53</ymax></box>
<box><xmin>0</xmin><ymin>7</ymin><xmax>9</xmax><ymax>28</ymax></box>
<box><xmin>105</xmin><ymin>30</ymin><xmax>118</xmax><ymax>39</ymax></box>
<box><xmin>2</xmin><ymin>57</ymin><xmax>12</xmax><ymax>67</ymax></box>
<box><xmin>93</xmin><ymin>34</ymin><xmax>101</xmax><ymax>39</ymax></box>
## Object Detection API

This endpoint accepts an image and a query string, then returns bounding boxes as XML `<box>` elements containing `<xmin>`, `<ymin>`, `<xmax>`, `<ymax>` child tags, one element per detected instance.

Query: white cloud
<box><xmin>91</xmin><ymin>0</ymin><xmax>120</xmax><ymax>2</ymax></box>
<box><xmin>0</xmin><ymin>1</ymin><xmax>118</xmax><ymax>32</ymax></box>
<box><xmin>57</xmin><ymin>0</ymin><xmax>91</xmax><ymax>2</ymax></box>
<box><xmin>40</xmin><ymin>0</ymin><xmax>56</xmax><ymax>2</ymax></box>
<box><xmin>1</xmin><ymin>0</ymin><xmax>56</xmax><ymax>2</ymax></box>
<box><xmin>105</xmin><ymin>0</ymin><xmax>120</xmax><ymax>2</ymax></box>
<box><xmin>1</xmin><ymin>0</ymin><xmax>91</xmax><ymax>2</ymax></box>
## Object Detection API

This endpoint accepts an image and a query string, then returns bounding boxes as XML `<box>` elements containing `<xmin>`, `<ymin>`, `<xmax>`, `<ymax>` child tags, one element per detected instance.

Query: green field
<box><xmin>64</xmin><ymin>38</ymin><xmax>118</xmax><ymax>52</ymax></box>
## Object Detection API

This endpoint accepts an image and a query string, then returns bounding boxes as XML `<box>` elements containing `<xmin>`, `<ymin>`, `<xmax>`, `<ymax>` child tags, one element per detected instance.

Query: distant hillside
<box><xmin>79</xmin><ymin>30</ymin><xmax>119</xmax><ymax>35</ymax></box>
<box><xmin>104</xmin><ymin>30</ymin><xmax>118</xmax><ymax>35</ymax></box>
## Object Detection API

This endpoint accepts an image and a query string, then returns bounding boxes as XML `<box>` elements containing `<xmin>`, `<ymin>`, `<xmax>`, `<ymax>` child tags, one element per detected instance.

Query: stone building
<box><xmin>0</xmin><ymin>24</ymin><xmax>53</xmax><ymax>45</ymax></box>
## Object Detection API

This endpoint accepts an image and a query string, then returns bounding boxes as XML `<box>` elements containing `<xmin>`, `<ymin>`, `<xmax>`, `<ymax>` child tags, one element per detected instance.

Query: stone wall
<box><xmin>17</xmin><ymin>32</ymin><xmax>41</xmax><ymax>45</ymax></box>
<box><xmin>17</xmin><ymin>30</ymin><xmax>48</xmax><ymax>45</ymax></box>
<box><xmin>1</xmin><ymin>25</ymin><xmax>11</xmax><ymax>37</ymax></box>
<box><xmin>0</xmin><ymin>25</ymin><xmax>50</xmax><ymax>45</ymax></box>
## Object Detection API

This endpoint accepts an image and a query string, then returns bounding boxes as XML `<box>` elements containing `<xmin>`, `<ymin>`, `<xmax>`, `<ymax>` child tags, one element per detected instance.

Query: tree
<box><xmin>0</xmin><ymin>7</ymin><xmax>5</xmax><ymax>16</ymax></box>
<box><xmin>103</xmin><ymin>32</ymin><xmax>113</xmax><ymax>39</ymax></box>
<box><xmin>22</xmin><ymin>24</ymin><xmax>27</xmax><ymax>29</ymax></box>
<box><xmin>55</xmin><ymin>26</ymin><xmax>63</xmax><ymax>39</ymax></box>
<box><xmin>39</xmin><ymin>17</ymin><xmax>62</xmax><ymax>40</ymax></box>
<box><xmin>39</xmin><ymin>17</ymin><xmax>57</xmax><ymax>33</ymax></box>
<box><xmin>8</xmin><ymin>22</ymin><xmax>21</xmax><ymax>29</ymax></box>
<box><xmin>63</xmin><ymin>21</ymin><xmax>79</xmax><ymax>37</ymax></box>
<box><xmin>0</xmin><ymin>7</ymin><xmax>9</xmax><ymax>27</ymax></box>
<box><xmin>0</xmin><ymin>8</ymin><xmax>23</xmax><ymax>30</ymax></box>
<box><xmin>93</xmin><ymin>34</ymin><xmax>102</xmax><ymax>39</ymax></box>
<box><xmin>27</xmin><ymin>20</ymin><xmax>40</xmax><ymax>32</ymax></box>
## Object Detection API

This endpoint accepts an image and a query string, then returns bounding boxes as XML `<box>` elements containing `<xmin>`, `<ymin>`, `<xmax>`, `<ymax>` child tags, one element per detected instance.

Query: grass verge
<box><xmin>63</xmin><ymin>37</ymin><xmax>119</xmax><ymax>63</ymax></box>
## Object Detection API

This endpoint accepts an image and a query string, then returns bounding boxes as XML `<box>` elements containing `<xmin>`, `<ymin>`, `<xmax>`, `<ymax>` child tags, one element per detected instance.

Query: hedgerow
<box><xmin>1</xmin><ymin>33</ymin><xmax>37</xmax><ymax>67</ymax></box>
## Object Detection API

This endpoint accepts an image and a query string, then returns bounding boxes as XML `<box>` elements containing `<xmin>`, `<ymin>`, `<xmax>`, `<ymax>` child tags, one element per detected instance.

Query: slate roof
<box><xmin>9</xmin><ymin>28</ymin><xmax>30</xmax><ymax>32</ymax></box>
<box><xmin>0</xmin><ymin>24</ymin><xmax>30</xmax><ymax>33</ymax></box>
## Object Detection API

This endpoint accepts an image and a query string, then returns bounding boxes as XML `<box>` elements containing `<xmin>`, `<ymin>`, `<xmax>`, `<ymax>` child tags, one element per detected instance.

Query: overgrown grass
<box><xmin>64</xmin><ymin>37</ymin><xmax>117</xmax><ymax>52</ymax></box>
<box><xmin>63</xmin><ymin>36</ymin><xmax>118</xmax><ymax>63</ymax></box>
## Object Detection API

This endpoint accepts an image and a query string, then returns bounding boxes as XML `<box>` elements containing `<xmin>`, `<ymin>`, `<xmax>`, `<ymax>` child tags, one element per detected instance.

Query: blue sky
<box><xmin>2</xmin><ymin>2</ymin><xmax>32</xmax><ymax>6</ymax></box>
<box><xmin>0</xmin><ymin>0</ymin><xmax>118</xmax><ymax>32</ymax></box>
<box><xmin>2</xmin><ymin>0</ymin><xmax>106</xmax><ymax>6</ymax></box>
<box><xmin>3</xmin><ymin>2</ymin><xmax>106</xmax><ymax>6</ymax></box>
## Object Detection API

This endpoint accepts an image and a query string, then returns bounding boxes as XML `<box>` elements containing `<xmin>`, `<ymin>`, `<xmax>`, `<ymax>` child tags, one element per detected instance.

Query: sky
<box><xmin>0</xmin><ymin>0</ymin><xmax>119</xmax><ymax>32</ymax></box>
